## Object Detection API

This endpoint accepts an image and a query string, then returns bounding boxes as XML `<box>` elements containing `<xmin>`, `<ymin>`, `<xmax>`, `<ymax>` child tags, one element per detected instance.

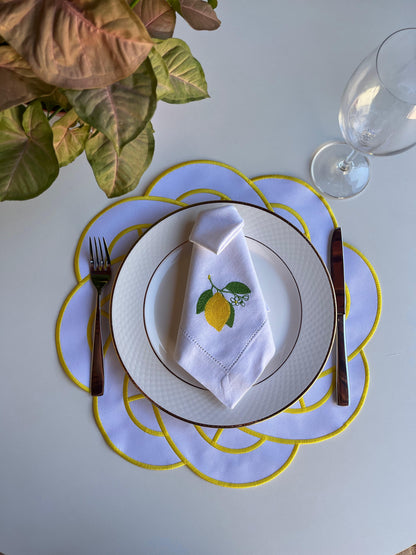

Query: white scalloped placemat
<box><xmin>56</xmin><ymin>161</ymin><xmax>381</xmax><ymax>487</ymax></box>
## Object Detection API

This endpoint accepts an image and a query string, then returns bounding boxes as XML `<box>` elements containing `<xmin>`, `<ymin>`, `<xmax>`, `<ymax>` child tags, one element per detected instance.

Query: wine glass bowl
<box><xmin>311</xmin><ymin>28</ymin><xmax>416</xmax><ymax>198</ymax></box>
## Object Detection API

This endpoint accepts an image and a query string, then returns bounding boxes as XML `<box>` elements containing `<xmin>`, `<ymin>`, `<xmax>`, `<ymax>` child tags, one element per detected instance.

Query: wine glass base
<box><xmin>310</xmin><ymin>141</ymin><xmax>370</xmax><ymax>199</ymax></box>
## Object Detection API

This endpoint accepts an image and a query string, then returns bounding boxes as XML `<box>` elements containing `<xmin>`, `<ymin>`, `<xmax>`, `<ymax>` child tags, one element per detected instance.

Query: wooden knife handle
<box><xmin>336</xmin><ymin>313</ymin><xmax>349</xmax><ymax>406</ymax></box>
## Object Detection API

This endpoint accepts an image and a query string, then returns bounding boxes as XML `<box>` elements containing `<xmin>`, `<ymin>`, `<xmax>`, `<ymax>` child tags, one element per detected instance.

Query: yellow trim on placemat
<box><xmin>345</xmin><ymin>283</ymin><xmax>351</xmax><ymax>318</ymax></box>
<box><xmin>154</xmin><ymin>406</ymin><xmax>299</xmax><ymax>488</ymax></box>
<box><xmin>285</xmin><ymin>370</ymin><xmax>335</xmax><ymax>414</ymax></box>
<box><xmin>241</xmin><ymin>350</ymin><xmax>370</xmax><ymax>445</ymax></box>
<box><xmin>194</xmin><ymin>425</ymin><xmax>266</xmax><ymax>454</ymax></box>
<box><xmin>109</xmin><ymin>224</ymin><xmax>152</xmax><ymax>253</ymax></box>
<box><xmin>270</xmin><ymin>202</ymin><xmax>311</xmax><ymax>239</ymax></box>
<box><xmin>344</xmin><ymin>243</ymin><xmax>382</xmax><ymax>359</ymax></box>
<box><xmin>93</xmin><ymin>398</ymin><xmax>184</xmax><ymax>471</ymax></box>
<box><xmin>252</xmin><ymin>174</ymin><xmax>339</xmax><ymax>228</ymax></box>
<box><xmin>122</xmin><ymin>376</ymin><xmax>164</xmax><ymax>437</ymax></box>
<box><xmin>55</xmin><ymin>278</ymin><xmax>90</xmax><ymax>393</ymax></box>
<box><xmin>74</xmin><ymin>196</ymin><xmax>186</xmax><ymax>282</ymax></box>
<box><xmin>144</xmin><ymin>160</ymin><xmax>274</xmax><ymax>212</ymax></box>
<box><xmin>176</xmin><ymin>188</ymin><xmax>231</xmax><ymax>201</ymax></box>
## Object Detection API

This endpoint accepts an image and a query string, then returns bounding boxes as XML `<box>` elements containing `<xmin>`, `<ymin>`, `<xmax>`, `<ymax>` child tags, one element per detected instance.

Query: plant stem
<box><xmin>129</xmin><ymin>0</ymin><xmax>141</xmax><ymax>8</ymax></box>
<box><xmin>208</xmin><ymin>274</ymin><xmax>217</xmax><ymax>292</ymax></box>
<box><xmin>47</xmin><ymin>107</ymin><xmax>62</xmax><ymax>120</ymax></box>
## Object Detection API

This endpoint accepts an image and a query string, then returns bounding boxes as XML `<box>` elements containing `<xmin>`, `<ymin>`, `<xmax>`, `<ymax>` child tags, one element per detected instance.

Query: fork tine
<box><xmin>102</xmin><ymin>238</ymin><xmax>111</xmax><ymax>268</ymax></box>
<box><xmin>89</xmin><ymin>236</ymin><xmax>111</xmax><ymax>272</ymax></box>
<box><xmin>89</xmin><ymin>237</ymin><xmax>94</xmax><ymax>265</ymax></box>
<box><xmin>98</xmin><ymin>238</ymin><xmax>104</xmax><ymax>269</ymax></box>
<box><xmin>94</xmin><ymin>237</ymin><xmax>99</xmax><ymax>270</ymax></box>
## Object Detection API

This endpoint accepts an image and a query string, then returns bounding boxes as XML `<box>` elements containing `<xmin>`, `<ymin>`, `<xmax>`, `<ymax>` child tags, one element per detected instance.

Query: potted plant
<box><xmin>0</xmin><ymin>0</ymin><xmax>220</xmax><ymax>200</ymax></box>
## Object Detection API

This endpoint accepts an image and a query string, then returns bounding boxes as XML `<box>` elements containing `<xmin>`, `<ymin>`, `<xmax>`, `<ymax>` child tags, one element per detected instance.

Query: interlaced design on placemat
<box><xmin>56</xmin><ymin>160</ymin><xmax>381</xmax><ymax>487</ymax></box>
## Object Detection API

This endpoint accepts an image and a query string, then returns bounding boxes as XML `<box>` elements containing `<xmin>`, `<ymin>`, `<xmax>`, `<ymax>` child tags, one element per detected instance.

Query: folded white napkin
<box><xmin>174</xmin><ymin>205</ymin><xmax>275</xmax><ymax>408</ymax></box>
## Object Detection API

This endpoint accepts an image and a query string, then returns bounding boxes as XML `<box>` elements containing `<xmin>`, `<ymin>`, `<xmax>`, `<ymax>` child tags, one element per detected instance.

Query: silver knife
<box><xmin>330</xmin><ymin>227</ymin><xmax>349</xmax><ymax>406</ymax></box>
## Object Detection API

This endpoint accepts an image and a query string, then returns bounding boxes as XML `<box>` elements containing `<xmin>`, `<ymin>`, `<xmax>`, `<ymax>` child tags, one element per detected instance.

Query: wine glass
<box><xmin>310</xmin><ymin>28</ymin><xmax>416</xmax><ymax>199</ymax></box>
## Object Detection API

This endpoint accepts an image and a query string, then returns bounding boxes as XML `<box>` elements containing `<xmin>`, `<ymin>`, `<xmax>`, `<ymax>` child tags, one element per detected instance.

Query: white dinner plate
<box><xmin>110</xmin><ymin>201</ymin><xmax>336</xmax><ymax>428</ymax></box>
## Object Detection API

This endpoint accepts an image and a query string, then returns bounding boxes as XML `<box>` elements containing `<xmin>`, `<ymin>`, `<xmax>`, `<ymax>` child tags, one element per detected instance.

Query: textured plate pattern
<box><xmin>111</xmin><ymin>201</ymin><xmax>336</xmax><ymax>427</ymax></box>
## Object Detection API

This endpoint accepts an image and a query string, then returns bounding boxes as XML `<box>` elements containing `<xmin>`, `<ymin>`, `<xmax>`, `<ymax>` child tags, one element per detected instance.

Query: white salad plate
<box><xmin>110</xmin><ymin>201</ymin><xmax>336</xmax><ymax>428</ymax></box>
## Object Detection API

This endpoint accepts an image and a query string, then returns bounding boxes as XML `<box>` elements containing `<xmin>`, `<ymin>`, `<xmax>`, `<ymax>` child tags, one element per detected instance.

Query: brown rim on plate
<box><xmin>110</xmin><ymin>200</ymin><xmax>337</xmax><ymax>428</ymax></box>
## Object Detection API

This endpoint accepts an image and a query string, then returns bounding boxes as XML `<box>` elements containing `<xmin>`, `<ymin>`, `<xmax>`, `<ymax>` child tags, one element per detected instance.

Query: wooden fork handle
<box><xmin>91</xmin><ymin>294</ymin><xmax>104</xmax><ymax>396</ymax></box>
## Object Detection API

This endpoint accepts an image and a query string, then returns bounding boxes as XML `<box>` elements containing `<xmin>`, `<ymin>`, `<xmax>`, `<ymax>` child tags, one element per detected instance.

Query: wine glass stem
<box><xmin>338</xmin><ymin>148</ymin><xmax>358</xmax><ymax>173</ymax></box>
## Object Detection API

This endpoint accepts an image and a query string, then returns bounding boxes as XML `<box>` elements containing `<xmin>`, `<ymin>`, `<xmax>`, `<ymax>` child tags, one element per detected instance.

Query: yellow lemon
<box><xmin>204</xmin><ymin>292</ymin><xmax>231</xmax><ymax>332</ymax></box>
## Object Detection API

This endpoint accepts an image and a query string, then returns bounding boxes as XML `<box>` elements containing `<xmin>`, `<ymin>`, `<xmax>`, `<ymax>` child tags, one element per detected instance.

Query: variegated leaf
<box><xmin>0</xmin><ymin>0</ymin><xmax>154</xmax><ymax>89</ymax></box>
<box><xmin>153</xmin><ymin>39</ymin><xmax>209</xmax><ymax>103</ymax></box>
<box><xmin>0</xmin><ymin>102</ymin><xmax>59</xmax><ymax>201</ymax></box>
<box><xmin>85</xmin><ymin>123</ymin><xmax>155</xmax><ymax>198</ymax></box>
<box><xmin>65</xmin><ymin>59</ymin><xmax>157</xmax><ymax>154</ymax></box>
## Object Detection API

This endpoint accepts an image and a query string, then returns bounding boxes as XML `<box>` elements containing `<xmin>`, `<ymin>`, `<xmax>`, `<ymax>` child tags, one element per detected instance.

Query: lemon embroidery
<box><xmin>196</xmin><ymin>275</ymin><xmax>251</xmax><ymax>332</ymax></box>
<box><xmin>205</xmin><ymin>292</ymin><xmax>231</xmax><ymax>331</ymax></box>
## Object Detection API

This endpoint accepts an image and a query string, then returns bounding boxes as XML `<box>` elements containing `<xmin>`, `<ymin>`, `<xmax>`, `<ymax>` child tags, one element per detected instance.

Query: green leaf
<box><xmin>52</xmin><ymin>109</ymin><xmax>90</xmax><ymax>167</ymax></box>
<box><xmin>178</xmin><ymin>0</ymin><xmax>221</xmax><ymax>30</ymax></box>
<box><xmin>148</xmin><ymin>48</ymin><xmax>174</xmax><ymax>100</ymax></box>
<box><xmin>0</xmin><ymin>102</ymin><xmax>59</xmax><ymax>201</ymax></box>
<box><xmin>85</xmin><ymin>123</ymin><xmax>155</xmax><ymax>198</ymax></box>
<box><xmin>153</xmin><ymin>38</ymin><xmax>209</xmax><ymax>104</ymax></box>
<box><xmin>196</xmin><ymin>289</ymin><xmax>213</xmax><ymax>313</ymax></box>
<box><xmin>0</xmin><ymin>0</ymin><xmax>153</xmax><ymax>89</ymax></box>
<box><xmin>207</xmin><ymin>0</ymin><xmax>218</xmax><ymax>8</ymax></box>
<box><xmin>133</xmin><ymin>0</ymin><xmax>176</xmax><ymax>39</ymax></box>
<box><xmin>225</xmin><ymin>282</ymin><xmax>251</xmax><ymax>295</ymax></box>
<box><xmin>41</xmin><ymin>89</ymin><xmax>72</xmax><ymax>113</ymax></box>
<box><xmin>225</xmin><ymin>302</ymin><xmax>235</xmax><ymax>328</ymax></box>
<box><xmin>165</xmin><ymin>0</ymin><xmax>182</xmax><ymax>12</ymax></box>
<box><xmin>0</xmin><ymin>45</ymin><xmax>55</xmax><ymax>111</ymax></box>
<box><xmin>65</xmin><ymin>59</ymin><xmax>157</xmax><ymax>154</ymax></box>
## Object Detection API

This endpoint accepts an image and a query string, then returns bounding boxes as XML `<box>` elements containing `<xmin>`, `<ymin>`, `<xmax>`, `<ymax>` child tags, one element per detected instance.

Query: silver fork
<box><xmin>88</xmin><ymin>237</ymin><xmax>112</xmax><ymax>396</ymax></box>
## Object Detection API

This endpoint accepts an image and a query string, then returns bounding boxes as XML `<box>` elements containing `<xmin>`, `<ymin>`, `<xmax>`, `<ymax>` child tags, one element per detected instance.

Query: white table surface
<box><xmin>1</xmin><ymin>2</ymin><xmax>415</xmax><ymax>554</ymax></box>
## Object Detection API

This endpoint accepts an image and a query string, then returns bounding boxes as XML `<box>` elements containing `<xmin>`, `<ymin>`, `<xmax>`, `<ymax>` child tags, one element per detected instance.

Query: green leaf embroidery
<box><xmin>225</xmin><ymin>302</ymin><xmax>235</xmax><ymax>328</ymax></box>
<box><xmin>225</xmin><ymin>281</ymin><xmax>251</xmax><ymax>295</ymax></box>
<box><xmin>196</xmin><ymin>289</ymin><xmax>213</xmax><ymax>314</ymax></box>
<box><xmin>196</xmin><ymin>275</ymin><xmax>251</xmax><ymax>330</ymax></box>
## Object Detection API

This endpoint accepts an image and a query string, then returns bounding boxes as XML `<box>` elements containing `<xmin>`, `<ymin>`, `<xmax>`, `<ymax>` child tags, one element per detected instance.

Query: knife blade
<box><xmin>330</xmin><ymin>227</ymin><xmax>349</xmax><ymax>406</ymax></box>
